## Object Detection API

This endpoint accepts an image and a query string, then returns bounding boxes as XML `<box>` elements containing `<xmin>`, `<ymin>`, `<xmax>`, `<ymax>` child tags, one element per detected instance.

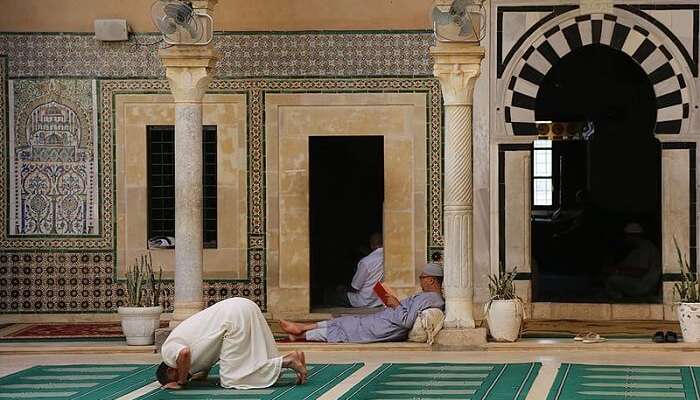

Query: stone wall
<box><xmin>0</xmin><ymin>31</ymin><xmax>444</xmax><ymax>315</ymax></box>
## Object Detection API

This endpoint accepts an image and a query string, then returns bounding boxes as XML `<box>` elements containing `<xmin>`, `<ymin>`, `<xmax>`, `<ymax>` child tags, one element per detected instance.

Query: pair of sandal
<box><xmin>574</xmin><ymin>332</ymin><xmax>607</xmax><ymax>344</ymax></box>
<box><xmin>652</xmin><ymin>331</ymin><xmax>678</xmax><ymax>343</ymax></box>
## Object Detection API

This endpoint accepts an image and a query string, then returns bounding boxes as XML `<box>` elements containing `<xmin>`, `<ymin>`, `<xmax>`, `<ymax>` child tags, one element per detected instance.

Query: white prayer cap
<box><xmin>624</xmin><ymin>222</ymin><xmax>644</xmax><ymax>234</ymax></box>
<box><xmin>422</xmin><ymin>262</ymin><xmax>444</xmax><ymax>277</ymax></box>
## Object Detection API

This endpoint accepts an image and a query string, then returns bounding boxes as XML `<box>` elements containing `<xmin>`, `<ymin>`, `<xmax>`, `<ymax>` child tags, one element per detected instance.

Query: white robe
<box><xmin>161</xmin><ymin>297</ymin><xmax>282</xmax><ymax>389</ymax></box>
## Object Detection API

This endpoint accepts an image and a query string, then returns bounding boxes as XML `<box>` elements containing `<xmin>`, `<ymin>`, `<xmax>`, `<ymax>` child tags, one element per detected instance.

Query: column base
<box><xmin>154</xmin><ymin>327</ymin><xmax>172</xmax><ymax>353</ymax></box>
<box><xmin>434</xmin><ymin>327</ymin><xmax>487</xmax><ymax>350</ymax></box>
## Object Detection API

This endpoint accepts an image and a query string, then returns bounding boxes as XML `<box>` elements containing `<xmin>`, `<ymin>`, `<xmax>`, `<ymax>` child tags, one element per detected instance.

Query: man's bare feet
<box><xmin>279</xmin><ymin>320</ymin><xmax>304</xmax><ymax>336</ymax></box>
<box><xmin>282</xmin><ymin>351</ymin><xmax>307</xmax><ymax>384</ymax></box>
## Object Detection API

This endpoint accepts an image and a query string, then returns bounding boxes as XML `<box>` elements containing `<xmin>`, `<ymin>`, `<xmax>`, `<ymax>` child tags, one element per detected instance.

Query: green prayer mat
<box><xmin>138</xmin><ymin>363</ymin><xmax>363</xmax><ymax>399</ymax></box>
<box><xmin>547</xmin><ymin>363</ymin><xmax>700</xmax><ymax>399</ymax></box>
<box><xmin>339</xmin><ymin>362</ymin><xmax>541</xmax><ymax>400</ymax></box>
<box><xmin>0</xmin><ymin>364</ymin><xmax>157</xmax><ymax>399</ymax></box>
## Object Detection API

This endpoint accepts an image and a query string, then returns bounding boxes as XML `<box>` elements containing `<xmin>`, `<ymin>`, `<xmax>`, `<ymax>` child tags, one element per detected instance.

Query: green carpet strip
<box><xmin>138</xmin><ymin>363</ymin><xmax>363</xmax><ymax>399</ymax></box>
<box><xmin>0</xmin><ymin>364</ymin><xmax>157</xmax><ymax>399</ymax></box>
<box><xmin>339</xmin><ymin>363</ymin><xmax>541</xmax><ymax>400</ymax></box>
<box><xmin>547</xmin><ymin>363</ymin><xmax>700</xmax><ymax>399</ymax></box>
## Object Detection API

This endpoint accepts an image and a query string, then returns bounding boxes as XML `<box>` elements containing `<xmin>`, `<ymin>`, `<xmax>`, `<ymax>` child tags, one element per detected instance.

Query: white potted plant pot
<box><xmin>486</xmin><ymin>299</ymin><xmax>523</xmax><ymax>342</ymax></box>
<box><xmin>678</xmin><ymin>303</ymin><xmax>700</xmax><ymax>343</ymax></box>
<box><xmin>118</xmin><ymin>305</ymin><xmax>163</xmax><ymax>345</ymax></box>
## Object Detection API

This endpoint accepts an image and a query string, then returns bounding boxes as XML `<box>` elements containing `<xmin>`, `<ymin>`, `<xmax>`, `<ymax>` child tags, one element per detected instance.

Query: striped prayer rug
<box><xmin>339</xmin><ymin>362</ymin><xmax>541</xmax><ymax>399</ymax></box>
<box><xmin>547</xmin><ymin>363</ymin><xmax>700</xmax><ymax>399</ymax></box>
<box><xmin>0</xmin><ymin>364</ymin><xmax>157</xmax><ymax>399</ymax></box>
<box><xmin>138</xmin><ymin>363</ymin><xmax>363</xmax><ymax>399</ymax></box>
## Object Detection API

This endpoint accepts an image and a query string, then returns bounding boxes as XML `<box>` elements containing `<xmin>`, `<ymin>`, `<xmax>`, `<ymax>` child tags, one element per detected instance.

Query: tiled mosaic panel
<box><xmin>0</xmin><ymin>251</ymin><xmax>267</xmax><ymax>313</ymax></box>
<box><xmin>0</xmin><ymin>32</ymin><xmax>434</xmax><ymax>78</ymax></box>
<box><xmin>9</xmin><ymin>79</ymin><xmax>99</xmax><ymax>236</ymax></box>
<box><xmin>0</xmin><ymin>73</ymin><xmax>113</xmax><ymax>250</ymax></box>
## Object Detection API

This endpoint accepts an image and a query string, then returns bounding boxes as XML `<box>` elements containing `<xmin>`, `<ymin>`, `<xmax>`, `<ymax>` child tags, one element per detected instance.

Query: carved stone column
<box><xmin>159</xmin><ymin>45</ymin><xmax>218</xmax><ymax>325</ymax></box>
<box><xmin>431</xmin><ymin>43</ymin><xmax>485</xmax><ymax>341</ymax></box>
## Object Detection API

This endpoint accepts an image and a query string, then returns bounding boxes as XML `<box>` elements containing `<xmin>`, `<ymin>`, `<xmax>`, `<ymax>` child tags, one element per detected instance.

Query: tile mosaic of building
<box><xmin>0</xmin><ymin>32</ymin><xmax>434</xmax><ymax>79</ymax></box>
<box><xmin>0</xmin><ymin>33</ymin><xmax>443</xmax><ymax>312</ymax></box>
<box><xmin>9</xmin><ymin>79</ymin><xmax>99</xmax><ymax>237</ymax></box>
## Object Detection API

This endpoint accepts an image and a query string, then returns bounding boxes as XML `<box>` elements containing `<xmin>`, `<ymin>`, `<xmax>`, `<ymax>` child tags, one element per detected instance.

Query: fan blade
<box><xmin>183</xmin><ymin>16</ymin><xmax>202</xmax><ymax>41</ymax></box>
<box><xmin>450</xmin><ymin>0</ymin><xmax>472</xmax><ymax>15</ymax></box>
<box><xmin>159</xmin><ymin>16</ymin><xmax>178</xmax><ymax>34</ymax></box>
<box><xmin>432</xmin><ymin>7</ymin><xmax>453</xmax><ymax>25</ymax></box>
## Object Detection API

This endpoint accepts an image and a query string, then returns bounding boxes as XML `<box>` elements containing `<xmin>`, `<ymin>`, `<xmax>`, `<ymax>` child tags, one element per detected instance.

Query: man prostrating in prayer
<box><xmin>280</xmin><ymin>263</ymin><xmax>445</xmax><ymax>343</ymax></box>
<box><xmin>156</xmin><ymin>297</ymin><xmax>307</xmax><ymax>390</ymax></box>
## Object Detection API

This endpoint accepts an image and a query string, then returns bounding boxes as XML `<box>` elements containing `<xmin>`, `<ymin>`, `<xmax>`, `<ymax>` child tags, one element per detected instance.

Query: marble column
<box><xmin>159</xmin><ymin>46</ymin><xmax>218</xmax><ymax>325</ymax></box>
<box><xmin>431</xmin><ymin>43</ymin><xmax>485</xmax><ymax>330</ymax></box>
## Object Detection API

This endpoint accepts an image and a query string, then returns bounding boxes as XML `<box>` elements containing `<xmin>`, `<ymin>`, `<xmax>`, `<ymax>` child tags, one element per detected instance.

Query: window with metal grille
<box><xmin>532</xmin><ymin>139</ymin><xmax>553</xmax><ymax>207</ymax></box>
<box><xmin>147</xmin><ymin>126</ymin><xmax>217</xmax><ymax>248</ymax></box>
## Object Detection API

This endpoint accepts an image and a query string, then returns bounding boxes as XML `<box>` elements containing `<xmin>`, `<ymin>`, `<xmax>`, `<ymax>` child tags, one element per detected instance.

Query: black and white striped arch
<box><xmin>504</xmin><ymin>13</ymin><xmax>691</xmax><ymax>136</ymax></box>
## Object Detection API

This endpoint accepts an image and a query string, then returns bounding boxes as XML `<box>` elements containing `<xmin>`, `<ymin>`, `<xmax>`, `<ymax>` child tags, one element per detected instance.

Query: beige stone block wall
<box><xmin>265</xmin><ymin>92</ymin><xmax>428</xmax><ymax>315</ymax></box>
<box><xmin>115</xmin><ymin>93</ymin><xmax>248</xmax><ymax>280</ymax></box>
<box><xmin>662</xmin><ymin>150</ymin><xmax>690</xmax><ymax>273</ymax></box>
<box><xmin>504</xmin><ymin>151</ymin><xmax>531</xmax><ymax>274</ymax></box>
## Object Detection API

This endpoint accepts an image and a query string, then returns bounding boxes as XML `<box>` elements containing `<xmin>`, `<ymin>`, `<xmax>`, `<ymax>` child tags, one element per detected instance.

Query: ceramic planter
<box><xmin>118</xmin><ymin>305</ymin><xmax>163</xmax><ymax>345</ymax></box>
<box><xmin>486</xmin><ymin>299</ymin><xmax>523</xmax><ymax>342</ymax></box>
<box><xmin>678</xmin><ymin>302</ymin><xmax>700</xmax><ymax>343</ymax></box>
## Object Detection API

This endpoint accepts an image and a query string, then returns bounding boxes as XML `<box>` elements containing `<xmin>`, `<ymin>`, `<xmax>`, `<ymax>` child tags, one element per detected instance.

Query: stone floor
<box><xmin>3</xmin><ymin>348</ymin><xmax>700</xmax><ymax>399</ymax></box>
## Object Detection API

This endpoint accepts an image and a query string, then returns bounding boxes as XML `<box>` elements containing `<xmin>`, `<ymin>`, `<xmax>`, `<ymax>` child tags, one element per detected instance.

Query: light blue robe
<box><xmin>325</xmin><ymin>291</ymin><xmax>444</xmax><ymax>343</ymax></box>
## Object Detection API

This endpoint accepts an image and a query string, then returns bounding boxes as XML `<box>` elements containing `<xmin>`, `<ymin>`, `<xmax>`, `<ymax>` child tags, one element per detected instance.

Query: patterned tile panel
<box><xmin>0</xmin><ymin>250</ymin><xmax>270</xmax><ymax>313</ymax></box>
<box><xmin>1</xmin><ymin>76</ymin><xmax>112</xmax><ymax>250</ymax></box>
<box><xmin>9</xmin><ymin>79</ymin><xmax>98</xmax><ymax>237</ymax></box>
<box><xmin>0</xmin><ymin>32</ymin><xmax>434</xmax><ymax>78</ymax></box>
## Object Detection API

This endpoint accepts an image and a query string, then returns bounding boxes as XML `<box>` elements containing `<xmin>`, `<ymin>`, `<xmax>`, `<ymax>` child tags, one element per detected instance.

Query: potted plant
<box><xmin>118</xmin><ymin>252</ymin><xmax>163</xmax><ymax>345</ymax></box>
<box><xmin>485</xmin><ymin>269</ymin><xmax>523</xmax><ymax>342</ymax></box>
<box><xmin>674</xmin><ymin>239</ymin><xmax>700</xmax><ymax>343</ymax></box>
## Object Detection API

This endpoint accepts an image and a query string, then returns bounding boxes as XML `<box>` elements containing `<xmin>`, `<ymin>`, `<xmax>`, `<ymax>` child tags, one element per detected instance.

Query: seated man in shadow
<box><xmin>604</xmin><ymin>222</ymin><xmax>661</xmax><ymax>300</ymax></box>
<box><xmin>327</xmin><ymin>232</ymin><xmax>384</xmax><ymax>308</ymax></box>
<box><xmin>282</xmin><ymin>262</ymin><xmax>444</xmax><ymax>343</ymax></box>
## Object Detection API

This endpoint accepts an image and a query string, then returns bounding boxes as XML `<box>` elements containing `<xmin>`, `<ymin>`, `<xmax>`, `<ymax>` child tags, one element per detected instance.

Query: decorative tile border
<box><xmin>0</xmin><ymin>32</ymin><xmax>434</xmax><ymax>79</ymax></box>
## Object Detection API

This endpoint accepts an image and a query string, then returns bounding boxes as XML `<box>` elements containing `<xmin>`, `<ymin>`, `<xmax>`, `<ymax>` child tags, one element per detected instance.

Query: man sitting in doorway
<box><xmin>282</xmin><ymin>262</ymin><xmax>444</xmax><ymax>343</ymax></box>
<box><xmin>604</xmin><ymin>222</ymin><xmax>661</xmax><ymax>300</ymax></box>
<box><xmin>328</xmin><ymin>232</ymin><xmax>384</xmax><ymax>308</ymax></box>
<box><xmin>156</xmin><ymin>297</ymin><xmax>307</xmax><ymax>390</ymax></box>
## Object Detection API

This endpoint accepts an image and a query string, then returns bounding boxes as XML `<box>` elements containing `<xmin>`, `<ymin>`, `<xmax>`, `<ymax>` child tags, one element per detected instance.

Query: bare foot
<box><xmin>283</xmin><ymin>351</ymin><xmax>307</xmax><ymax>384</ymax></box>
<box><xmin>295</xmin><ymin>351</ymin><xmax>307</xmax><ymax>384</ymax></box>
<box><xmin>280</xmin><ymin>320</ymin><xmax>304</xmax><ymax>336</ymax></box>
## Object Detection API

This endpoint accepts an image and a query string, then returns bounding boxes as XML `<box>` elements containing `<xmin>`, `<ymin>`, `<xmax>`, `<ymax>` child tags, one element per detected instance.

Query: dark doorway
<box><xmin>531</xmin><ymin>44</ymin><xmax>662</xmax><ymax>303</ymax></box>
<box><xmin>309</xmin><ymin>136</ymin><xmax>384</xmax><ymax>308</ymax></box>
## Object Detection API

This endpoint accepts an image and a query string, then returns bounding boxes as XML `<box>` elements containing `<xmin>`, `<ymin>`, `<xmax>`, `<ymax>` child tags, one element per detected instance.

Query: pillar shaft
<box><xmin>159</xmin><ymin>46</ymin><xmax>218</xmax><ymax>324</ymax></box>
<box><xmin>431</xmin><ymin>43</ymin><xmax>485</xmax><ymax>329</ymax></box>
<box><xmin>173</xmin><ymin>103</ymin><xmax>204</xmax><ymax>321</ymax></box>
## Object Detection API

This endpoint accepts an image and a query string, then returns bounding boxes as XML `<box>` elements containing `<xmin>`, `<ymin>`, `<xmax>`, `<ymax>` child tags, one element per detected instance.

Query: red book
<box><xmin>373</xmin><ymin>282</ymin><xmax>396</xmax><ymax>306</ymax></box>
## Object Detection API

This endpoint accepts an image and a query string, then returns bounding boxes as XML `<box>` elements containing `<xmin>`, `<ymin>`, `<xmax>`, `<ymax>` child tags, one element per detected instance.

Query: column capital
<box><xmin>430</xmin><ymin>43</ymin><xmax>485</xmax><ymax>106</ymax></box>
<box><xmin>159</xmin><ymin>46</ymin><xmax>218</xmax><ymax>103</ymax></box>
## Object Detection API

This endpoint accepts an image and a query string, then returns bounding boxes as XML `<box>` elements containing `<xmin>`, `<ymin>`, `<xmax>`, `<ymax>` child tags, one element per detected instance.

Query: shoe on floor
<box><xmin>652</xmin><ymin>331</ymin><xmax>665</xmax><ymax>343</ymax></box>
<box><xmin>665</xmin><ymin>331</ymin><xmax>678</xmax><ymax>343</ymax></box>
<box><xmin>582</xmin><ymin>332</ymin><xmax>607</xmax><ymax>344</ymax></box>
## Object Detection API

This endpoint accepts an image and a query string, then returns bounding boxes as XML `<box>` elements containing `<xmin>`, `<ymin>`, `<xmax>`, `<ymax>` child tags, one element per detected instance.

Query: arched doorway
<box><xmin>531</xmin><ymin>44</ymin><xmax>662</xmax><ymax>303</ymax></box>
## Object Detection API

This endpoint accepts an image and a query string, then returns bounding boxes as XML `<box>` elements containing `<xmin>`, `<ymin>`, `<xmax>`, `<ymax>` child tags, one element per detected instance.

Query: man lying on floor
<box><xmin>156</xmin><ymin>297</ymin><xmax>307</xmax><ymax>390</ymax></box>
<box><xmin>281</xmin><ymin>263</ymin><xmax>444</xmax><ymax>343</ymax></box>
